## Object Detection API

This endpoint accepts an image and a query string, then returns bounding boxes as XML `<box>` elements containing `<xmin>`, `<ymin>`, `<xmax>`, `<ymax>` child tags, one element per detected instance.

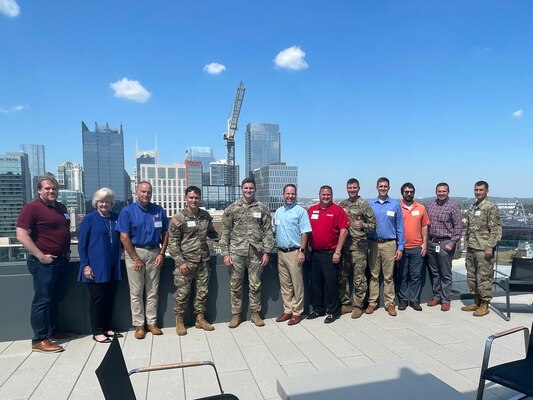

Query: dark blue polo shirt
<box><xmin>116</xmin><ymin>202</ymin><xmax>169</xmax><ymax>245</ymax></box>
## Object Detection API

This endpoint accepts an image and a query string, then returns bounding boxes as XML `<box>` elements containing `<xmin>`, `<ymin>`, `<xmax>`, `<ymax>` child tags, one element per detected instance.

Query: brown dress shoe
<box><xmin>440</xmin><ymin>303</ymin><xmax>450</xmax><ymax>312</ymax></box>
<box><xmin>287</xmin><ymin>315</ymin><xmax>301</xmax><ymax>325</ymax></box>
<box><xmin>147</xmin><ymin>324</ymin><xmax>163</xmax><ymax>335</ymax></box>
<box><xmin>365</xmin><ymin>305</ymin><xmax>376</xmax><ymax>314</ymax></box>
<box><xmin>135</xmin><ymin>326</ymin><xmax>146</xmax><ymax>339</ymax></box>
<box><xmin>32</xmin><ymin>339</ymin><xmax>64</xmax><ymax>353</ymax></box>
<box><xmin>276</xmin><ymin>313</ymin><xmax>292</xmax><ymax>322</ymax></box>
<box><xmin>427</xmin><ymin>298</ymin><xmax>441</xmax><ymax>307</ymax></box>
<box><xmin>386</xmin><ymin>305</ymin><xmax>397</xmax><ymax>317</ymax></box>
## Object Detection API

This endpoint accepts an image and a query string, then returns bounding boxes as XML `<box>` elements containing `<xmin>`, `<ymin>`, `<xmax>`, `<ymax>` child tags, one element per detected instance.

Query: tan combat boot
<box><xmin>473</xmin><ymin>301</ymin><xmax>490</xmax><ymax>317</ymax></box>
<box><xmin>341</xmin><ymin>304</ymin><xmax>353</xmax><ymax>315</ymax></box>
<box><xmin>461</xmin><ymin>295</ymin><xmax>480</xmax><ymax>312</ymax></box>
<box><xmin>195</xmin><ymin>314</ymin><xmax>215</xmax><ymax>331</ymax></box>
<box><xmin>175</xmin><ymin>314</ymin><xmax>187</xmax><ymax>336</ymax></box>
<box><xmin>251</xmin><ymin>311</ymin><xmax>265</xmax><ymax>327</ymax></box>
<box><xmin>351</xmin><ymin>307</ymin><xmax>363</xmax><ymax>319</ymax></box>
<box><xmin>228</xmin><ymin>314</ymin><xmax>241</xmax><ymax>329</ymax></box>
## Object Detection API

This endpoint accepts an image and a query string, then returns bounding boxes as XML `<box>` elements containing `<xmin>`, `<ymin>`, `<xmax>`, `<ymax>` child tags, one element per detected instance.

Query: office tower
<box><xmin>21</xmin><ymin>144</ymin><xmax>46</xmax><ymax>196</ymax></box>
<box><xmin>138</xmin><ymin>163</ymin><xmax>187</xmax><ymax>218</ymax></box>
<box><xmin>136</xmin><ymin>148</ymin><xmax>157</xmax><ymax>183</ymax></box>
<box><xmin>209</xmin><ymin>160</ymin><xmax>239</xmax><ymax>186</ymax></box>
<box><xmin>0</xmin><ymin>152</ymin><xmax>32</xmax><ymax>237</ymax></box>
<box><xmin>57</xmin><ymin>190</ymin><xmax>85</xmax><ymax>231</ymax></box>
<box><xmin>255</xmin><ymin>163</ymin><xmax>298</xmax><ymax>212</ymax></box>
<box><xmin>185</xmin><ymin>160</ymin><xmax>203</xmax><ymax>189</ymax></box>
<box><xmin>245</xmin><ymin>123</ymin><xmax>281</xmax><ymax>179</ymax></box>
<box><xmin>82</xmin><ymin>122</ymin><xmax>128</xmax><ymax>211</ymax></box>
<box><xmin>185</xmin><ymin>147</ymin><xmax>215</xmax><ymax>185</ymax></box>
<box><xmin>57</xmin><ymin>162</ymin><xmax>83</xmax><ymax>191</ymax></box>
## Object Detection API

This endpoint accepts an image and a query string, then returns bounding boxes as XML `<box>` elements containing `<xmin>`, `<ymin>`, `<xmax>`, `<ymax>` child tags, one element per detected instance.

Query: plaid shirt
<box><xmin>426</xmin><ymin>197</ymin><xmax>462</xmax><ymax>246</ymax></box>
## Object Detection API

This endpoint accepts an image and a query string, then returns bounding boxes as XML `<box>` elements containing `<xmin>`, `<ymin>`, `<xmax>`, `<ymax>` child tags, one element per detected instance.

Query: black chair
<box><xmin>493</xmin><ymin>257</ymin><xmax>533</xmax><ymax>320</ymax></box>
<box><xmin>95</xmin><ymin>334</ymin><xmax>238</xmax><ymax>399</ymax></box>
<box><xmin>476</xmin><ymin>321</ymin><xmax>533</xmax><ymax>400</ymax></box>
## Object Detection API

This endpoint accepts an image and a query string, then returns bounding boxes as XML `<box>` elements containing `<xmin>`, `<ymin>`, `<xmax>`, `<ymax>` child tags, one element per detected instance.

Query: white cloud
<box><xmin>203</xmin><ymin>62</ymin><xmax>226</xmax><ymax>75</ymax></box>
<box><xmin>110</xmin><ymin>77</ymin><xmax>151</xmax><ymax>103</ymax></box>
<box><xmin>274</xmin><ymin>46</ymin><xmax>308</xmax><ymax>70</ymax></box>
<box><xmin>0</xmin><ymin>104</ymin><xmax>27</xmax><ymax>113</ymax></box>
<box><xmin>0</xmin><ymin>0</ymin><xmax>20</xmax><ymax>17</ymax></box>
<box><xmin>512</xmin><ymin>109</ymin><xmax>523</xmax><ymax>118</ymax></box>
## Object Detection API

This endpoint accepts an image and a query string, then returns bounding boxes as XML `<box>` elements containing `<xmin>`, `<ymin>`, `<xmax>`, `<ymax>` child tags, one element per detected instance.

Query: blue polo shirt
<box><xmin>116</xmin><ymin>201</ymin><xmax>169</xmax><ymax>246</ymax></box>
<box><xmin>368</xmin><ymin>196</ymin><xmax>405</xmax><ymax>251</ymax></box>
<box><xmin>273</xmin><ymin>203</ymin><xmax>312</xmax><ymax>249</ymax></box>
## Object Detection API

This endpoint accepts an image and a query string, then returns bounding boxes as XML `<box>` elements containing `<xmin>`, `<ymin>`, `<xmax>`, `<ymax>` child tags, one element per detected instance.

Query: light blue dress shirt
<box><xmin>368</xmin><ymin>197</ymin><xmax>405</xmax><ymax>251</ymax></box>
<box><xmin>273</xmin><ymin>203</ymin><xmax>312</xmax><ymax>249</ymax></box>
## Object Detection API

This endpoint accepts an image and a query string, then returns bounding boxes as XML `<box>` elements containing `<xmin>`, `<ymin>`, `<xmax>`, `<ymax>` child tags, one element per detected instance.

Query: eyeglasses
<box><xmin>403</xmin><ymin>190</ymin><xmax>414</xmax><ymax>194</ymax></box>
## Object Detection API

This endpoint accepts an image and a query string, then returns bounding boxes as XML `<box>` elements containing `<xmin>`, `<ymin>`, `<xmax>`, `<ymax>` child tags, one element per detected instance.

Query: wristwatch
<box><xmin>299</xmin><ymin>248</ymin><xmax>305</xmax><ymax>253</ymax></box>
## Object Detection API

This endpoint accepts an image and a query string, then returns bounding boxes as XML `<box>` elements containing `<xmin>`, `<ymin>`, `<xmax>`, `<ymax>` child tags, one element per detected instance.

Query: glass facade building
<box><xmin>21</xmin><ymin>144</ymin><xmax>45</xmax><ymax>196</ymax></box>
<box><xmin>245</xmin><ymin>123</ymin><xmax>281</xmax><ymax>179</ymax></box>
<box><xmin>255</xmin><ymin>163</ymin><xmax>298</xmax><ymax>212</ymax></box>
<box><xmin>0</xmin><ymin>152</ymin><xmax>32</xmax><ymax>237</ymax></box>
<box><xmin>82</xmin><ymin>122</ymin><xmax>128</xmax><ymax>211</ymax></box>
<box><xmin>57</xmin><ymin>162</ymin><xmax>83</xmax><ymax>191</ymax></box>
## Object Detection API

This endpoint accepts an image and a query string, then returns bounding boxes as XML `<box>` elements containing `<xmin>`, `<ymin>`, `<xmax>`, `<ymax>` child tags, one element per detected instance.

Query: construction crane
<box><xmin>223</xmin><ymin>82</ymin><xmax>245</xmax><ymax>205</ymax></box>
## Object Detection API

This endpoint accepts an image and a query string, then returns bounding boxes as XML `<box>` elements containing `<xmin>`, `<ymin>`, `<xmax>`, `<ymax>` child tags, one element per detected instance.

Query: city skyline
<box><xmin>1</xmin><ymin>1</ymin><xmax>532</xmax><ymax>199</ymax></box>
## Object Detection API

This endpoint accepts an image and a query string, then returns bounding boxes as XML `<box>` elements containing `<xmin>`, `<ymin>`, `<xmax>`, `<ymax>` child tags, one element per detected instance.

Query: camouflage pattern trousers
<box><xmin>465</xmin><ymin>248</ymin><xmax>494</xmax><ymax>302</ymax></box>
<box><xmin>230</xmin><ymin>247</ymin><xmax>263</xmax><ymax>315</ymax></box>
<box><xmin>339</xmin><ymin>246</ymin><xmax>368</xmax><ymax>308</ymax></box>
<box><xmin>173</xmin><ymin>261</ymin><xmax>209</xmax><ymax>315</ymax></box>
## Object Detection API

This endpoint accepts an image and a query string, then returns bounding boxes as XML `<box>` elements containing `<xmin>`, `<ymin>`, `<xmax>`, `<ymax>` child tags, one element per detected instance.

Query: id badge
<box><xmin>435</xmin><ymin>245</ymin><xmax>440</xmax><ymax>253</ymax></box>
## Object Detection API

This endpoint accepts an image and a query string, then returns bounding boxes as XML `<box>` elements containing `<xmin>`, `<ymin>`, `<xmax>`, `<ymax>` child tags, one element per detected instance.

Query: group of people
<box><xmin>15</xmin><ymin>174</ymin><xmax>502</xmax><ymax>352</ymax></box>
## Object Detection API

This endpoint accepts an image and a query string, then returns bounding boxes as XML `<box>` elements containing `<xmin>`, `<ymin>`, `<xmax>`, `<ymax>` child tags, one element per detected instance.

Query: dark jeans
<box><xmin>397</xmin><ymin>246</ymin><xmax>424</xmax><ymax>302</ymax></box>
<box><xmin>86</xmin><ymin>281</ymin><xmax>118</xmax><ymax>336</ymax></box>
<box><xmin>310</xmin><ymin>251</ymin><xmax>340</xmax><ymax>315</ymax></box>
<box><xmin>27</xmin><ymin>254</ymin><xmax>69</xmax><ymax>343</ymax></box>
<box><xmin>427</xmin><ymin>241</ymin><xmax>454</xmax><ymax>303</ymax></box>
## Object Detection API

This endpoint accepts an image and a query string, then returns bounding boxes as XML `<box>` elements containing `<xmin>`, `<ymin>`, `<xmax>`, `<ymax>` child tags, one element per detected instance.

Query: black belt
<box><xmin>369</xmin><ymin>238</ymin><xmax>396</xmax><ymax>243</ymax></box>
<box><xmin>278</xmin><ymin>247</ymin><xmax>299</xmax><ymax>253</ymax></box>
<box><xmin>134</xmin><ymin>245</ymin><xmax>159</xmax><ymax>249</ymax></box>
<box><xmin>430</xmin><ymin>237</ymin><xmax>450</xmax><ymax>242</ymax></box>
<box><xmin>312</xmin><ymin>250</ymin><xmax>334</xmax><ymax>254</ymax></box>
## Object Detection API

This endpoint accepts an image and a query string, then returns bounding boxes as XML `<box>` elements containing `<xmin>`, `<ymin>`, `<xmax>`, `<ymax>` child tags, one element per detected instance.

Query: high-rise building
<box><xmin>245</xmin><ymin>123</ymin><xmax>281</xmax><ymax>179</ymax></box>
<box><xmin>21</xmin><ymin>144</ymin><xmax>46</xmax><ymax>196</ymax></box>
<box><xmin>254</xmin><ymin>162</ymin><xmax>298</xmax><ymax>212</ymax></box>
<box><xmin>57</xmin><ymin>190</ymin><xmax>85</xmax><ymax>230</ymax></box>
<box><xmin>0</xmin><ymin>152</ymin><xmax>32</xmax><ymax>237</ymax></box>
<box><xmin>185</xmin><ymin>160</ymin><xmax>203</xmax><ymax>189</ymax></box>
<box><xmin>57</xmin><ymin>162</ymin><xmax>83</xmax><ymax>191</ymax></box>
<box><xmin>185</xmin><ymin>147</ymin><xmax>215</xmax><ymax>185</ymax></box>
<box><xmin>138</xmin><ymin>163</ymin><xmax>187</xmax><ymax>218</ymax></box>
<box><xmin>82</xmin><ymin>122</ymin><xmax>129</xmax><ymax>211</ymax></box>
<box><xmin>135</xmin><ymin>148</ymin><xmax>157</xmax><ymax>183</ymax></box>
<box><xmin>209</xmin><ymin>160</ymin><xmax>239</xmax><ymax>187</ymax></box>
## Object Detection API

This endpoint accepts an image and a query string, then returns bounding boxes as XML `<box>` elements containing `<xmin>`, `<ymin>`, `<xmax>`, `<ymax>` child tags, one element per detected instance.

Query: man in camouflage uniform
<box><xmin>220</xmin><ymin>178</ymin><xmax>275</xmax><ymax>328</ymax></box>
<box><xmin>462</xmin><ymin>180</ymin><xmax>502</xmax><ymax>317</ymax></box>
<box><xmin>168</xmin><ymin>186</ymin><xmax>219</xmax><ymax>335</ymax></box>
<box><xmin>338</xmin><ymin>178</ymin><xmax>376</xmax><ymax>319</ymax></box>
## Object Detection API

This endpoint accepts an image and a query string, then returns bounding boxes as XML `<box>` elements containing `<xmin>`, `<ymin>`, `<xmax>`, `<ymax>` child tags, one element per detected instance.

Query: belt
<box><xmin>369</xmin><ymin>238</ymin><xmax>396</xmax><ymax>243</ymax></box>
<box><xmin>430</xmin><ymin>237</ymin><xmax>451</xmax><ymax>242</ymax></box>
<box><xmin>278</xmin><ymin>247</ymin><xmax>299</xmax><ymax>253</ymax></box>
<box><xmin>312</xmin><ymin>250</ymin><xmax>334</xmax><ymax>254</ymax></box>
<box><xmin>134</xmin><ymin>245</ymin><xmax>159</xmax><ymax>249</ymax></box>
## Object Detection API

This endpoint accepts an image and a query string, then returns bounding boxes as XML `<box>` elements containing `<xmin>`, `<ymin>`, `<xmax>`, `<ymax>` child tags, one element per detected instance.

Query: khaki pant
<box><xmin>368</xmin><ymin>240</ymin><xmax>396</xmax><ymax>307</ymax></box>
<box><xmin>125</xmin><ymin>247</ymin><xmax>160</xmax><ymax>326</ymax></box>
<box><xmin>465</xmin><ymin>248</ymin><xmax>494</xmax><ymax>302</ymax></box>
<box><xmin>277</xmin><ymin>250</ymin><xmax>304</xmax><ymax>316</ymax></box>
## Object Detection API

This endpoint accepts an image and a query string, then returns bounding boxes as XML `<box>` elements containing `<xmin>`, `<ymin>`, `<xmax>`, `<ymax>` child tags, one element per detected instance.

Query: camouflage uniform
<box><xmin>465</xmin><ymin>198</ymin><xmax>502</xmax><ymax>302</ymax></box>
<box><xmin>338</xmin><ymin>197</ymin><xmax>376</xmax><ymax>308</ymax></box>
<box><xmin>220</xmin><ymin>198</ymin><xmax>275</xmax><ymax>315</ymax></box>
<box><xmin>168</xmin><ymin>207</ymin><xmax>219</xmax><ymax>315</ymax></box>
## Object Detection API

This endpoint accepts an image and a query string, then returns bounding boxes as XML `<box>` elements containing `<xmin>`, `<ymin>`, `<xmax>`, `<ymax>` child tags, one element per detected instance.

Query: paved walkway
<box><xmin>1</xmin><ymin>263</ymin><xmax>532</xmax><ymax>400</ymax></box>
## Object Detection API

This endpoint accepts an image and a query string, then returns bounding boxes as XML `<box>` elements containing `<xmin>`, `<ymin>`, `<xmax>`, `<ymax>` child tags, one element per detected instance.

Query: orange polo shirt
<box><xmin>400</xmin><ymin>201</ymin><xmax>430</xmax><ymax>249</ymax></box>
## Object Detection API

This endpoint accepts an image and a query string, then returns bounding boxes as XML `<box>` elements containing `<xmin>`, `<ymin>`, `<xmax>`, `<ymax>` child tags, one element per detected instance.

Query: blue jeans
<box><xmin>27</xmin><ymin>255</ymin><xmax>69</xmax><ymax>343</ymax></box>
<box><xmin>397</xmin><ymin>246</ymin><xmax>424</xmax><ymax>302</ymax></box>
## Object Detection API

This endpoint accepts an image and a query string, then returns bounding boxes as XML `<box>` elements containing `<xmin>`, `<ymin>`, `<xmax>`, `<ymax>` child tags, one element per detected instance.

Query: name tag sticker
<box><xmin>474</xmin><ymin>210</ymin><xmax>481</xmax><ymax>216</ymax></box>
<box><xmin>387</xmin><ymin>210</ymin><xmax>395</xmax><ymax>217</ymax></box>
<box><xmin>253</xmin><ymin>212</ymin><xmax>261</xmax><ymax>218</ymax></box>
<box><xmin>312</xmin><ymin>210</ymin><xmax>319</xmax><ymax>214</ymax></box>
<box><xmin>187</xmin><ymin>221</ymin><xmax>196</xmax><ymax>227</ymax></box>
<box><xmin>412</xmin><ymin>210</ymin><xmax>420</xmax><ymax>216</ymax></box>
<box><xmin>311</xmin><ymin>214</ymin><xmax>319</xmax><ymax>219</ymax></box>
<box><xmin>275</xmin><ymin>220</ymin><xmax>280</xmax><ymax>225</ymax></box>
<box><xmin>64</xmin><ymin>213</ymin><xmax>70</xmax><ymax>219</ymax></box>
<box><xmin>154</xmin><ymin>221</ymin><xmax>163</xmax><ymax>228</ymax></box>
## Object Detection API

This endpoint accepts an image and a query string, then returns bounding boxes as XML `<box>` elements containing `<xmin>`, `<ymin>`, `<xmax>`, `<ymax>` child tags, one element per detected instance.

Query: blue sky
<box><xmin>1</xmin><ymin>1</ymin><xmax>532</xmax><ymax>199</ymax></box>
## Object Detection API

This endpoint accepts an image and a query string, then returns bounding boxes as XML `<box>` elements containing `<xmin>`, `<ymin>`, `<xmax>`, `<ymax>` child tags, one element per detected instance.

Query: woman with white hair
<box><xmin>78</xmin><ymin>188</ymin><xmax>122</xmax><ymax>343</ymax></box>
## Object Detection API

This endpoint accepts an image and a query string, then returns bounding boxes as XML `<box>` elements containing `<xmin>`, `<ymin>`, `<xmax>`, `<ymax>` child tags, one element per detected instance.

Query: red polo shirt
<box><xmin>308</xmin><ymin>202</ymin><xmax>350</xmax><ymax>251</ymax></box>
